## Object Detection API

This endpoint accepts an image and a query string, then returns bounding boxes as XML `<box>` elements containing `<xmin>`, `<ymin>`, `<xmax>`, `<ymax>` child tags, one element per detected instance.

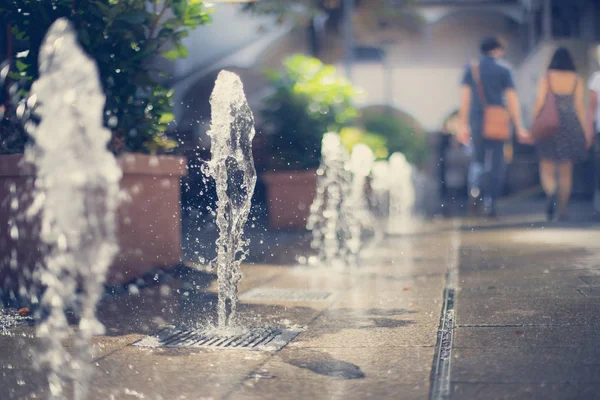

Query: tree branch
<box><xmin>148</xmin><ymin>0</ymin><xmax>171</xmax><ymax>41</ymax></box>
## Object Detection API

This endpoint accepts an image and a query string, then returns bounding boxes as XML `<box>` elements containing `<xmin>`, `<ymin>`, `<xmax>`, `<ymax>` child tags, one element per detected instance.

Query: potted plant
<box><xmin>261</xmin><ymin>54</ymin><xmax>359</xmax><ymax>229</ymax></box>
<box><xmin>0</xmin><ymin>0</ymin><xmax>212</xmax><ymax>287</ymax></box>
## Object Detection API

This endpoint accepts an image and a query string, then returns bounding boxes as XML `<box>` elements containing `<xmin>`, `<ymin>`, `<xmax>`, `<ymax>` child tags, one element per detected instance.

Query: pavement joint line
<box><xmin>94</xmin><ymin>338</ymin><xmax>144</xmax><ymax>364</ymax></box>
<box><xmin>290</xmin><ymin>345</ymin><xmax>437</xmax><ymax>349</ymax></box>
<box><xmin>449</xmin><ymin>380</ymin><xmax>595</xmax><ymax>385</ymax></box>
<box><xmin>238</xmin><ymin>273</ymin><xmax>281</xmax><ymax>294</ymax></box>
<box><xmin>455</xmin><ymin>323</ymin><xmax>578</xmax><ymax>328</ymax></box>
<box><xmin>429</xmin><ymin>225</ymin><xmax>460</xmax><ymax>400</ymax></box>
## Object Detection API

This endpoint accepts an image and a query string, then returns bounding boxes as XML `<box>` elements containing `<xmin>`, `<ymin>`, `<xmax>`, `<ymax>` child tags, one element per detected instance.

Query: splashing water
<box><xmin>0</xmin><ymin>60</ymin><xmax>40</xmax><ymax>303</ymax></box>
<box><xmin>205</xmin><ymin>71</ymin><xmax>256</xmax><ymax>328</ymax></box>
<box><xmin>370</xmin><ymin>160</ymin><xmax>391</xmax><ymax>241</ymax></box>
<box><xmin>388</xmin><ymin>152</ymin><xmax>415</xmax><ymax>233</ymax></box>
<box><xmin>307</xmin><ymin>133</ymin><xmax>352</xmax><ymax>268</ymax></box>
<box><xmin>343</xmin><ymin>144</ymin><xmax>375</xmax><ymax>266</ymax></box>
<box><xmin>25</xmin><ymin>19</ymin><xmax>121</xmax><ymax>399</ymax></box>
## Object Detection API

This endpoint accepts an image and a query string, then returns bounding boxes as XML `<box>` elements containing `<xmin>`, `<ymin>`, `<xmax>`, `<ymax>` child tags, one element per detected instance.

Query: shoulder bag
<box><xmin>471</xmin><ymin>63</ymin><xmax>512</xmax><ymax>141</ymax></box>
<box><xmin>531</xmin><ymin>73</ymin><xmax>561</xmax><ymax>142</ymax></box>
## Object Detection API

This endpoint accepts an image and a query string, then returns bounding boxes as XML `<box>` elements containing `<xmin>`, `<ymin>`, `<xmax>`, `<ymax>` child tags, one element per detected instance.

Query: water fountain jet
<box><xmin>370</xmin><ymin>160</ymin><xmax>391</xmax><ymax>242</ymax></box>
<box><xmin>25</xmin><ymin>19</ymin><xmax>121</xmax><ymax>399</ymax></box>
<box><xmin>343</xmin><ymin>144</ymin><xmax>375</xmax><ymax>266</ymax></box>
<box><xmin>307</xmin><ymin>132</ymin><xmax>351</xmax><ymax>268</ymax></box>
<box><xmin>205</xmin><ymin>70</ymin><xmax>256</xmax><ymax>329</ymax></box>
<box><xmin>388</xmin><ymin>152</ymin><xmax>415</xmax><ymax>234</ymax></box>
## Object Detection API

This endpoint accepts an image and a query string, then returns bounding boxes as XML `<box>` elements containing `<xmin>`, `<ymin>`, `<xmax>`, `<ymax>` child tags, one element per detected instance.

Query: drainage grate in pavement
<box><xmin>240</xmin><ymin>288</ymin><xmax>332</xmax><ymax>302</ymax></box>
<box><xmin>0</xmin><ymin>308</ymin><xmax>34</xmax><ymax>331</ymax></box>
<box><xmin>135</xmin><ymin>326</ymin><xmax>300</xmax><ymax>351</ymax></box>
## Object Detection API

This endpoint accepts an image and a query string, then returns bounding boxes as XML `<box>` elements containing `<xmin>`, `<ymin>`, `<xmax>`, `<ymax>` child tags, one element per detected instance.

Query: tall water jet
<box><xmin>388</xmin><ymin>152</ymin><xmax>415</xmax><ymax>233</ymax></box>
<box><xmin>25</xmin><ymin>19</ymin><xmax>121</xmax><ymax>399</ymax></box>
<box><xmin>370</xmin><ymin>160</ymin><xmax>391</xmax><ymax>242</ymax></box>
<box><xmin>307</xmin><ymin>132</ymin><xmax>351</xmax><ymax>267</ymax></box>
<box><xmin>344</xmin><ymin>144</ymin><xmax>375</xmax><ymax>266</ymax></box>
<box><xmin>206</xmin><ymin>71</ymin><xmax>256</xmax><ymax>328</ymax></box>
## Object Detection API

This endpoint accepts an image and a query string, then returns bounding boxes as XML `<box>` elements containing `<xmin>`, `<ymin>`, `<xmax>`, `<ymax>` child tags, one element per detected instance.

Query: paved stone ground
<box><xmin>451</xmin><ymin>198</ymin><xmax>600</xmax><ymax>400</ymax></box>
<box><xmin>1</xmin><ymin>196</ymin><xmax>600</xmax><ymax>399</ymax></box>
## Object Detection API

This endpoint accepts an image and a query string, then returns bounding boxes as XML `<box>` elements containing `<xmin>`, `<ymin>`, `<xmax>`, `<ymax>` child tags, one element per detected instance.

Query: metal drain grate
<box><xmin>135</xmin><ymin>326</ymin><xmax>300</xmax><ymax>351</ymax></box>
<box><xmin>240</xmin><ymin>288</ymin><xmax>332</xmax><ymax>302</ymax></box>
<box><xmin>0</xmin><ymin>309</ymin><xmax>34</xmax><ymax>331</ymax></box>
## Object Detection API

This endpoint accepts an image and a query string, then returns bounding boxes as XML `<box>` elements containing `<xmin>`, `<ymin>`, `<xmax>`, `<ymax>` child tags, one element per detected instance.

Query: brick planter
<box><xmin>261</xmin><ymin>170</ymin><xmax>317</xmax><ymax>230</ymax></box>
<box><xmin>0</xmin><ymin>153</ymin><xmax>188</xmax><ymax>294</ymax></box>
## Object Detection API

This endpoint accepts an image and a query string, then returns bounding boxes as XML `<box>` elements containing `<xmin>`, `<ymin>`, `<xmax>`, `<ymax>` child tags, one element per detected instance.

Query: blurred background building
<box><xmin>157</xmin><ymin>0</ymin><xmax>600</xmax><ymax>202</ymax></box>
<box><xmin>2</xmin><ymin>0</ymin><xmax>599</xmax><ymax>199</ymax></box>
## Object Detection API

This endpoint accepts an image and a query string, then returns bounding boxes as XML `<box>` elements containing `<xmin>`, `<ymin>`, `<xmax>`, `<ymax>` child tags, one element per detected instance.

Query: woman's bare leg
<box><xmin>539</xmin><ymin>160</ymin><xmax>557</xmax><ymax>196</ymax></box>
<box><xmin>557</xmin><ymin>161</ymin><xmax>574</xmax><ymax>217</ymax></box>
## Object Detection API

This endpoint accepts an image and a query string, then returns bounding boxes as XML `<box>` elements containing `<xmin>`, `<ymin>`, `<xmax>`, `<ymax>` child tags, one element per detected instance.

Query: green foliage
<box><xmin>362</xmin><ymin>112</ymin><xmax>427</xmax><ymax>166</ymax></box>
<box><xmin>262</xmin><ymin>54</ymin><xmax>360</xmax><ymax>170</ymax></box>
<box><xmin>0</xmin><ymin>0</ymin><xmax>212</xmax><ymax>154</ymax></box>
<box><xmin>339</xmin><ymin>127</ymin><xmax>388</xmax><ymax>160</ymax></box>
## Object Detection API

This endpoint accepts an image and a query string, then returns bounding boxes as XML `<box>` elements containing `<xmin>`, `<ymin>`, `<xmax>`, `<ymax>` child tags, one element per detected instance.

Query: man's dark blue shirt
<box><xmin>461</xmin><ymin>56</ymin><xmax>515</xmax><ymax>124</ymax></box>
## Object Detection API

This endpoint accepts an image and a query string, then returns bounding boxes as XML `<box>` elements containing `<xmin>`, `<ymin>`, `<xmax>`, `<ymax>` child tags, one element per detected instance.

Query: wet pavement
<box><xmin>451</xmin><ymin>199</ymin><xmax>600</xmax><ymax>400</ymax></box>
<box><xmin>1</xmin><ymin>197</ymin><xmax>600</xmax><ymax>399</ymax></box>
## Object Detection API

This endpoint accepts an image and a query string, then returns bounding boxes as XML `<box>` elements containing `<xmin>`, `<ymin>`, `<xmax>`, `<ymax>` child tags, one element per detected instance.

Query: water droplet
<box><xmin>16</xmin><ymin>103</ymin><xmax>25</xmax><ymax>119</ymax></box>
<box><xmin>10</xmin><ymin>225</ymin><xmax>19</xmax><ymax>240</ymax></box>
<box><xmin>0</xmin><ymin>63</ymin><xmax>9</xmax><ymax>83</ymax></box>
<box><xmin>128</xmin><ymin>285</ymin><xmax>140</xmax><ymax>295</ymax></box>
<box><xmin>107</xmin><ymin>116</ymin><xmax>118</xmax><ymax>128</ymax></box>
<box><xmin>27</xmin><ymin>94</ymin><xmax>37</xmax><ymax>108</ymax></box>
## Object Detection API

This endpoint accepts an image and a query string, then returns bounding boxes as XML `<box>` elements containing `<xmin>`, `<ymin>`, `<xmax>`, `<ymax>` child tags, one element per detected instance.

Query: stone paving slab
<box><xmin>259</xmin><ymin>346</ymin><xmax>435</xmax><ymax>383</ymax></box>
<box><xmin>232</xmin><ymin>378</ymin><xmax>428</xmax><ymax>400</ymax></box>
<box><xmin>451</xmin><ymin>382</ymin><xmax>600</xmax><ymax>400</ymax></box>
<box><xmin>226</xmin><ymin>347</ymin><xmax>434</xmax><ymax>399</ymax></box>
<box><xmin>456</xmin><ymin>286</ymin><xmax>599</xmax><ymax>326</ymax></box>
<box><xmin>457</xmin><ymin>268</ymin><xmax>589</xmax><ymax>291</ymax></box>
<box><xmin>0</xmin><ymin>368</ymin><xmax>47</xmax><ymax>400</ymax></box>
<box><xmin>291</xmin><ymin>324</ymin><xmax>440</xmax><ymax>349</ymax></box>
<box><xmin>454</xmin><ymin>326</ymin><xmax>599</xmax><ymax>349</ymax></box>
<box><xmin>452</xmin><ymin>347</ymin><xmax>600</xmax><ymax>384</ymax></box>
<box><xmin>451</xmin><ymin>206</ymin><xmax>600</xmax><ymax>400</ymax></box>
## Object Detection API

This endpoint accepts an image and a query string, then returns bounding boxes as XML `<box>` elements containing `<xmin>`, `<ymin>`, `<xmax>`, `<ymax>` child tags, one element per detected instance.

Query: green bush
<box><xmin>262</xmin><ymin>54</ymin><xmax>360</xmax><ymax>170</ymax></box>
<box><xmin>362</xmin><ymin>112</ymin><xmax>427</xmax><ymax>166</ymax></box>
<box><xmin>339</xmin><ymin>127</ymin><xmax>388</xmax><ymax>160</ymax></box>
<box><xmin>0</xmin><ymin>0</ymin><xmax>212</xmax><ymax>154</ymax></box>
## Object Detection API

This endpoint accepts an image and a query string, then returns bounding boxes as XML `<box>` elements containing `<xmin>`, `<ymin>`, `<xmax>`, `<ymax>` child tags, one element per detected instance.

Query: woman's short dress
<box><xmin>536</xmin><ymin>80</ymin><xmax>586</xmax><ymax>163</ymax></box>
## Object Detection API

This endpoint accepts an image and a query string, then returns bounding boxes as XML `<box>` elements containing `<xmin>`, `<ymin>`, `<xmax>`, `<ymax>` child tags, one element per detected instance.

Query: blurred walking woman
<box><xmin>532</xmin><ymin>47</ymin><xmax>592</xmax><ymax>221</ymax></box>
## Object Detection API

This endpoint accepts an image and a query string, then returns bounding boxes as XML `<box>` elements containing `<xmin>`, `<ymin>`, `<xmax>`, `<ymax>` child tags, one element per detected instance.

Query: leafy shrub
<box><xmin>339</xmin><ymin>127</ymin><xmax>388</xmax><ymax>160</ymax></box>
<box><xmin>362</xmin><ymin>111</ymin><xmax>427</xmax><ymax>166</ymax></box>
<box><xmin>0</xmin><ymin>0</ymin><xmax>212</xmax><ymax>154</ymax></box>
<box><xmin>261</xmin><ymin>54</ymin><xmax>360</xmax><ymax>170</ymax></box>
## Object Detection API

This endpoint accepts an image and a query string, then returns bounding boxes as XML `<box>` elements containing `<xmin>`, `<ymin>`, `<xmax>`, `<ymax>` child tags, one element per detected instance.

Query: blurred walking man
<box><xmin>458</xmin><ymin>37</ymin><xmax>530</xmax><ymax>217</ymax></box>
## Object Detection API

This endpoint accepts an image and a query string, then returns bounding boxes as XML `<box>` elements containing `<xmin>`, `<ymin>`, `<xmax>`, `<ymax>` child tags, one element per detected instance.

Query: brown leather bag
<box><xmin>472</xmin><ymin>63</ymin><xmax>512</xmax><ymax>141</ymax></box>
<box><xmin>531</xmin><ymin>73</ymin><xmax>561</xmax><ymax>142</ymax></box>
